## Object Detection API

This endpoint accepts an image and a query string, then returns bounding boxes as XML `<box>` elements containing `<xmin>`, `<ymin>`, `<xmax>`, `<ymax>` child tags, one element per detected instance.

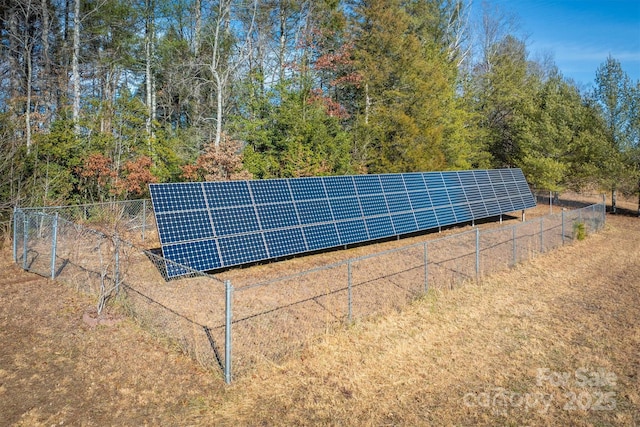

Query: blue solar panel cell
<box><xmin>250</xmin><ymin>179</ymin><xmax>292</xmax><ymax>204</ymax></box>
<box><xmin>218</xmin><ymin>233</ymin><xmax>267</xmax><ymax>266</ymax></box>
<box><xmin>435</xmin><ymin>206</ymin><xmax>456</xmax><ymax>226</ymax></box>
<box><xmin>256</xmin><ymin>203</ymin><xmax>300</xmax><ymax>229</ymax></box>
<box><xmin>493</xmin><ymin>183</ymin><xmax>509</xmax><ymax>198</ymax></box>
<box><xmin>447</xmin><ymin>187</ymin><xmax>467</xmax><ymax>205</ymax></box>
<box><xmin>458</xmin><ymin>171</ymin><xmax>477</xmax><ymax>187</ymax></box>
<box><xmin>336</xmin><ymin>219</ymin><xmax>369</xmax><ymax>245</ymax></box>
<box><xmin>462</xmin><ymin>185</ymin><xmax>481</xmax><ymax>202</ymax></box>
<box><xmin>478</xmin><ymin>184</ymin><xmax>497</xmax><ymax>199</ymax></box>
<box><xmin>163</xmin><ymin>239</ymin><xmax>221</xmax><ymax>274</ymax></box>
<box><xmin>296</xmin><ymin>199</ymin><xmax>334</xmax><ymax>224</ymax></box>
<box><xmin>324</xmin><ymin>176</ymin><xmax>356</xmax><ymax>197</ymax></box>
<box><xmin>408</xmin><ymin>191</ymin><xmax>432</xmax><ymax>209</ymax></box>
<box><xmin>521</xmin><ymin>192</ymin><xmax>536</xmax><ymax>206</ymax></box>
<box><xmin>510</xmin><ymin>196</ymin><xmax>526</xmax><ymax>211</ymax></box>
<box><xmin>441</xmin><ymin>171</ymin><xmax>462</xmax><ymax>188</ymax></box>
<box><xmin>151</xmin><ymin>168</ymin><xmax>536</xmax><ymax>276</ymax></box>
<box><xmin>402</xmin><ymin>173</ymin><xmax>427</xmax><ymax>192</ymax></box>
<box><xmin>391</xmin><ymin>213</ymin><xmax>418</xmax><ymax>234</ymax></box>
<box><xmin>423</xmin><ymin>172</ymin><xmax>445</xmax><ymax>189</ymax></box>
<box><xmin>365</xmin><ymin>216</ymin><xmax>394</xmax><ymax>239</ymax></box>
<box><xmin>473</xmin><ymin>170</ymin><xmax>491</xmax><ymax>186</ymax></box>
<box><xmin>354</xmin><ymin>174</ymin><xmax>383</xmax><ymax>195</ymax></box>
<box><xmin>452</xmin><ymin>204</ymin><xmax>473</xmax><ymax>222</ymax></box>
<box><xmin>150</xmin><ymin>183</ymin><xmax>207</xmax><ymax>213</ymax></box>
<box><xmin>511</xmin><ymin>168</ymin><xmax>526</xmax><ymax>180</ymax></box>
<box><xmin>156</xmin><ymin>210</ymin><xmax>214</xmax><ymax>244</ymax></box>
<box><xmin>429</xmin><ymin>188</ymin><xmax>451</xmax><ymax>207</ymax></box>
<box><xmin>414</xmin><ymin>209</ymin><xmax>438</xmax><ymax>229</ymax></box>
<box><xmin>385</xmin><ymin>192</ymin><xmax>411</xmax><ymax>213</ymax></box>
<box><xmin>379</xmin><ymin>174</ymin><xmax>406</xmax><ymax>193</ymax></box>
<box><xmin>210</xmin><ymin>206</ymin><xmax>260</xmax><ymax>236</ymax></box>
<box><xmin>329</xmin><ymin>197</ymin><xmax>362</xmax><ymax>220</ymax></box>
<box><xmin>487</xmin><ymin>169</ymin><xmax>504</xmax><ymax>183</ymax></box>
<box><xmin>359</xmin><ymin>195</ymin><xmax>389</xmax><ymax>216</ymax></box>
<box><xmin>499</xmin><ymin>169</ymin><xmax>515</xmax><ymax>183</ymax></box>
<box><xmin>505</xmin><ymin>181</ymin><xmax>518</xmax><ymax>195</ymax></box>
<box><xmin>264</xmin><ymin>228</ymin><xmax>307</xmax><ymax>258</ymax></box>
<box><xmin>497</xmin><ymin>198</ymin><xmax>514</xmax><ymax>213</ymax></box>
<box><xmin>304</xmin><ymin>223</ymin><xmax>340</xmax><ymax>250</ymax></box>
<box><xmin>515</xmin><ymin>180</ymin><xmax>532</xmax><ymax>197</ymax></box>
<box><xmin>484</xmin><ymin>199</ymin><xmax>502</xmax><ymax>216</ymax></box>
<box><xmin>289</xmin><ymin>177</ymin><xmax>327</xmax><ymax>201</ymax></box>
<box><xmin>203</xmin><ymin>181</ymin><xmax>252</xmax><ymax>208</ymax></box>
<box><xmin>469</xmin><ymin>201</ymin><xmax>488</xmax><ymax>218</ymax></box>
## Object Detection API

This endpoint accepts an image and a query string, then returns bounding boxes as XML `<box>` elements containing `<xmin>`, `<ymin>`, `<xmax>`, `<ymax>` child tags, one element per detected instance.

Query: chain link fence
<box><xmin>13</xmin><ymin>202</ymin><xmax>231</xmax><ymax>382</ymax></box>
<box><xmin>12</xmin><ymin>198</ymin><xmax>606</xmax><ymax>383</ymax></box>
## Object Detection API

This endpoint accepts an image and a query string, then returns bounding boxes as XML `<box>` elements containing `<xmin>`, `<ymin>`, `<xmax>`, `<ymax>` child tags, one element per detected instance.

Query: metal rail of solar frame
<box><xmin>150</xmin><ymin>168</ymin><xmax>536</xmax><ymax>278</ymax></box>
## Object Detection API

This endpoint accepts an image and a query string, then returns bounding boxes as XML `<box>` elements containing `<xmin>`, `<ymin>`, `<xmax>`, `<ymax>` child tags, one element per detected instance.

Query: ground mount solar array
<box><xmin>150</xmin><ymin>168</ymin><xmax>536</xmax><ymax>278</ymax></box>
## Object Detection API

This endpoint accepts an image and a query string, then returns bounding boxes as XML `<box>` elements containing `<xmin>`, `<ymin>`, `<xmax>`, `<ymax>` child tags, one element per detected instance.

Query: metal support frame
<box><xmin>512</xmin><ymin>226</ymin><xmax>517</xmax><ymax>266</ymax></box>
<box><xmin>539</xmin><ymin>217</ymin><xmax>544</xmax><ymax>253</ymax></box>
<box><xmin>347</xmin><ymin>261</ymin><xmax>353</xmax><ymax>322</ymax></box>
<box><xmin>50</xmin><ymin>213</ymin><xmax>58</xmax><ymax>279</ymax></box>
<box><xmin>475</xmin><ymin>227</ymin><xmax>480</xmax><ymax>280</ymax></box>
<box><xmin>22</xmin><ymin>214</ymin><xmax>28</xmax><ymax>270</ymax></box>
<box><xmin>561</xmin><ymin>209</ymin><xmax>565</xmax><ymax>245</ymax></box>
<box><xmin>224</xmin><ymin>280</ymin><xmax>233</xmax><ymax>384</ymax></box>
<box><xmin>114</xmin><ymin>234</ymin><xmax>120</xmax><ymax>293</ymax></box>
<box><xmin>12</xmin><ymin>207</ymin><xmax>18</xmax><ymax>263</ymax></box>
<box><xmin>423</xmin><ymin>242</ymin><xmax>428</xmax><ymax>293</ymax></box>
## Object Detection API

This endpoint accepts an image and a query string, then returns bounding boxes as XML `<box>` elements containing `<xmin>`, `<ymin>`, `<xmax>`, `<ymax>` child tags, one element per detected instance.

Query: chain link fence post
<box><xmin>224</xmin><ymin>280</ymin><xmax>233</xmax><ymax>384</ymax></box>
<box><xmin>423</xmin><ymin>242</ymin><xmax>428</xmax><ymax>293</ymax></box>
<box><xmin>561</xmin><ymin>209</ymin><xmax>565</xmax><ymax>245</ymax></box>
<box><xmin>50</xmin><ymin>213</ymin><xmax>58</xmax><ymax>279</ymax></box>
<box><xmin>12</xmin><ymin>207</ymin><xmax>17</xmax><ymax>262</ymax></box>
<box><xmin>540</xmin><ymin>217</ymin><xmax>544</xmax><ymax>253</ymax></box>
<box><xmin>347</xmin><ymin>261</ymin><xmax>353</xmax><ymax>322</ymax></box>
<box><xmin>512</xmin><ymin>225</ymin><xmax>517</xmax><ymax>267</ymax></box>
<box><xmin>475</xmin><ymin>227</ymin><xmax>480</xmax><ymax>280</ymax></box>
<box><xmin>114</xmin><ymin>233</ymin><xmax>121</xmax><ymax>294</ymax></box>
<box><xmin>22</xmin><ymin>213</ymin><xmax>28</xmax><ymax>270</ymax></box>
<box><xmin>141</xmin><ymin>199</ymin><xmax>147</xmax><ymax>241</ymax></box>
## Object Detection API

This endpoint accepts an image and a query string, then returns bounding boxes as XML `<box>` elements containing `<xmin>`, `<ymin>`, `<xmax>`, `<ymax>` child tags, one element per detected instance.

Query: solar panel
<box><xmin>150</xmin><ymin>168</ymin><xmax>536</xmax><ymax>277</ymax></box>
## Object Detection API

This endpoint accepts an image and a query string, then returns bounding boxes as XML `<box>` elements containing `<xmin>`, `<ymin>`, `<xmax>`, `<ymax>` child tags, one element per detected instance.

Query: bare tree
<box><xmin>71</xmin><ymin>0</ymin><xmax>80</xmax><ymax>131</ymax></box>
<box><xmin>199</xmin><ymin>0</ymin><xmax>257</xmax><ymax>149</ymax></box>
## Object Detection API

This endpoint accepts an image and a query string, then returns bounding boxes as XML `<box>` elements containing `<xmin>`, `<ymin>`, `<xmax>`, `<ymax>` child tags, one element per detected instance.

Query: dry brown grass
<box><xmin>1</xmin><ymin>194</ymin><xmax>638</xmax><ymax>425</ymax></box>
<box><xmin>207</xmin><ymin>211</ymin><xmax>639</xmax><ymax>426</ymax></box>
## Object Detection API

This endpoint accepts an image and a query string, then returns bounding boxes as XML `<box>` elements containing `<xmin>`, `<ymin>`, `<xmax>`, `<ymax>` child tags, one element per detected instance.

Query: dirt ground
<box><xmin>1</xmin><ymin>200</ymin><xmax>639</xmax><ymax>426</ymax></box>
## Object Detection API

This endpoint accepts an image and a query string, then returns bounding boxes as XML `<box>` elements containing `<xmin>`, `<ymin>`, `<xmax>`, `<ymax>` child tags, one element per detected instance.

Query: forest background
<box><xmin>1</xmin><ymin>0</ymin><xmax>639</xmax><ymax>225</ymax></box>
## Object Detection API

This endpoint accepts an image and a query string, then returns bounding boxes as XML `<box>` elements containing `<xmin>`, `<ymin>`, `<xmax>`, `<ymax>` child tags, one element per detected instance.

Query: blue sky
<box><xmin>478</xmin><ymin>0</ymin><xmax>640</xmax><ymax>87</ymax></box>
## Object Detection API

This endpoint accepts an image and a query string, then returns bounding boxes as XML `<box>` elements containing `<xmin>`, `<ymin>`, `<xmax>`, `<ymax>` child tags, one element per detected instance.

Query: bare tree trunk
<box><xmin>278</xmin><ymin>3</ymin><xmax>286</xmax><ymax>84</ymax></box>
<box><xmin>8</xmin><ymin>7</ymin><xmax>21</xmax><ymax>130</ymax></box>
<box><xmin>193</xmin><ymin>0</ymin><xmax>201</xmax><ymax>56</ymax></box>
<box><xmin>40</xmin><ymin>0</ymin><xmax>51</xmax><ymax>124</ymax></box>
<box><xmin>25</xmin><ymin>42</ymin><xmax>32</xmax><ymax>152</ymax></box>
<box><xmin>214</xmin><ymin>71</ymin><xmax>223</xmax><ymax>148</ymax></box>
<box><xmin>203</xmin><ymin>0</ymin><xmax>257</xmax><ymax>149</ymax></box>
<box><xmin>72</xmin><ymin>0</ymin><xmax>81</xmax><ymax>133</ymax></box>
<box><xmin>145</xmin><ymin>0</ymin><xmax>155</xmax><ymax>147</ymax></box>
<box><xmin>611</xmin><ymin>188</ymin><xmax>617</xmax><ymax>214</ymax></box>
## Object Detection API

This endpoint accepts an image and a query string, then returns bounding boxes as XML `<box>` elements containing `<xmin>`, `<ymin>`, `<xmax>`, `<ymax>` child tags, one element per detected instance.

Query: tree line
<box><xmin>1</xmin><ymin>0</ymin><xmax>639</xmax><ymax>214</ymax></box>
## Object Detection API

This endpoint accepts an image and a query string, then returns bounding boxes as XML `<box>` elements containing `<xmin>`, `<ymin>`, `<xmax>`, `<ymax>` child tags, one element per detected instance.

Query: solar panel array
<box><xmin>150</xmin><ymin>168</ymin><xmax>536</xmax><ymax>277</ymax></box>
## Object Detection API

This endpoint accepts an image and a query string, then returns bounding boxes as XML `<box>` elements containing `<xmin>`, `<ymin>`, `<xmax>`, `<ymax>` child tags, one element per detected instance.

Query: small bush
<box><xmin>573</xmin><ymin>221</ymin><xmax>586</xmax><ymax>241</ymax></box>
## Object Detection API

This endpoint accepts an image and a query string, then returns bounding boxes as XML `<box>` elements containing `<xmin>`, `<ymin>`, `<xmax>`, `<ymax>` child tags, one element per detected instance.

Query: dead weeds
<box><xmin>1</xmin><ymin>195</ymin><xmax>638</xmax><ymax>425</ymax></box>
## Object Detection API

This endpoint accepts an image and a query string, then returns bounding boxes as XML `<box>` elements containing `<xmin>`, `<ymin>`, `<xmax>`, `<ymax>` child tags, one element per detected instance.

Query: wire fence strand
<box><xmin>12</xmin><ymin>197</ymin><xmax>606</xmax><ymax>382</ymax></box>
